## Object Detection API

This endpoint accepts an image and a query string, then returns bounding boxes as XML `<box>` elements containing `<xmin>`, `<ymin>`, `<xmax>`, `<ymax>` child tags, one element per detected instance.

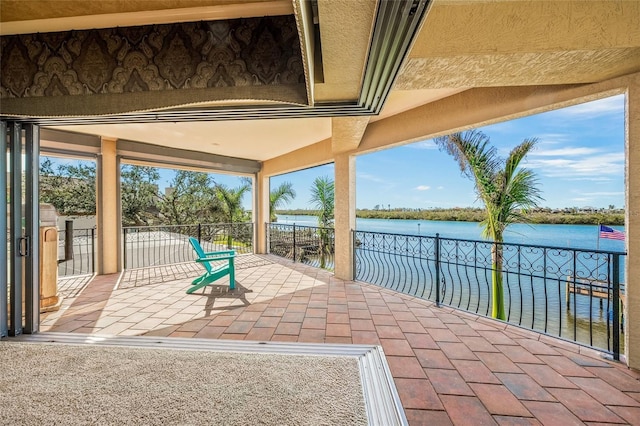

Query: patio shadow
<box><xmin>196</xmin><ymin>282</ymin><xmax>254</xmax><ymax>317</ymax></box>
<box><xmin>44</xmin><ymin>273</ymin><xmax>120</xmax><ymax>333</ymax></box>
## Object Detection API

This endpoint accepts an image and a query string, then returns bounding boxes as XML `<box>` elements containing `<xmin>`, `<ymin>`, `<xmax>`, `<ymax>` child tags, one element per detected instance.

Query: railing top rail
<box><xmin>123</xmin><ymin>222</ymin><xmax>253</xmax><ymax>230</ymax></box>
<box><xmin>267</xmin><ymin>222</ymin><xmax>335</xmax><ymax>232</ymax></box>
<box><xmin>354</xmin><ymin>229</ymin><xmax>627</xmax><ymax>256</ymax></box>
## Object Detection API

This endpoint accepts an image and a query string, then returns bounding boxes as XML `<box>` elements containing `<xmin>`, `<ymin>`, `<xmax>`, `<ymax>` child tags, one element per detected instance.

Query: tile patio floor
<box><xmin>44</xmin><ymin>255</ymin><xmax>640</xmax><ymax>425</ymax></box>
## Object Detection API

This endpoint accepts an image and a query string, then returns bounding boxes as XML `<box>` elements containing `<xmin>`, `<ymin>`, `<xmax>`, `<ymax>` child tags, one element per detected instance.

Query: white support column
<box><xmin>96</xmin><ymin>137</ymin><xmax>121</xmax><ymax>274</ymax></box>
<box><xmin>626</xmin><ymin>81</ymin><xmax>640</xmax><ymax>369</ymax></box>
<box><xmin>253</xmin><ymin>171</ymin><xmax>270</xmax><ymax>254</ymax></box>
<box><xmin>334</xmin><ymin>153</ymin><xmax>356</xmax><ymax>280</ymax></box>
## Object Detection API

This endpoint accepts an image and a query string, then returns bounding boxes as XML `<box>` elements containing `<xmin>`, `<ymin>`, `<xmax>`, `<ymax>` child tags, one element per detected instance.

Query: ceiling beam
<box><xmin>331</xmin><ymin>117</ymin><xmax>370</xmax><ymax>154</ymax></box>
<box><xmin>118</xmin><ymin>139</ymin><xmax>261</xmax><ymax>175</ymax></box>
<box><xmin>0</xmin><ymin>1</ymin><xmax>294</xmax><ymax>35</ymax></box>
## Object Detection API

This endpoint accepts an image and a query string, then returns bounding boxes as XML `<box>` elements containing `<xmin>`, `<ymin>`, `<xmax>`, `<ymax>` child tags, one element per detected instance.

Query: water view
<box><xmin>276</xmin><ymin>214</ymin><xmax>626</xmax><ymax>252</ymax></box>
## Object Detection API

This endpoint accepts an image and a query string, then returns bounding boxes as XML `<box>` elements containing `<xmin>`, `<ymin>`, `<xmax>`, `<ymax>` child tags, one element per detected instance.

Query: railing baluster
<box><xmin>572</xmin><ymin>250</ymin><xmax>577</xmax><ymax>342</ymax></box>
<box><xmin>435</xmin><ymin>233</ymin><xmax>440</xmax><ymax>307</ymax></box>
<box><xmin>123</xmin><ymin>227</ymin><xmax>128</xmax><ymax>270</ymax></box>
<box><xmin>91</xmin><ymin>228</ymin><xmax>95</xmax><ymax>273</ymax></box>
<box><xmin>612</xmin><ymin>254</ymin><xmax>620</xmax><ymax>360</ymax></box>
<box><xmin>292</xmin><ymin>224</ymin><xmax>296</xmax><ymax>263</ymax></box>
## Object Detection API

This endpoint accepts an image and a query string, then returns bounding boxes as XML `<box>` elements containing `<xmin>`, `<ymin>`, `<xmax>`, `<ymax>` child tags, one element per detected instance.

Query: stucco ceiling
<box><xmin>54</xmin><ymin>118</ymin><xmax>332</xmax><ymax>161</ymax></box>
<box><xmin>3</xmin><ymin>0</ymin><xmax>640</xmax><ymax>165</ymax></box>
<box><xmin>396</xmin><ymin>0</ymin><xmax>640</xmax><ymax>89</ymax></box>
<box><xmin>49</xmin><ymin>88</ymin><xmax>463</xmax><ymax>159</ymax></box>
<box><xmin>0</xmin><ymin>0</ymin><xmax>293</xmax><ymax>34</ymax></box>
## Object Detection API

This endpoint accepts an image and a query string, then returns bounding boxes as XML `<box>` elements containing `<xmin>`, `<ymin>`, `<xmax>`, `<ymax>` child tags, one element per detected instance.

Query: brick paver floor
<box><xmin>43</xmin><ymin>255</ymin><xmax>640</xmax><ymax>425</ymax></box>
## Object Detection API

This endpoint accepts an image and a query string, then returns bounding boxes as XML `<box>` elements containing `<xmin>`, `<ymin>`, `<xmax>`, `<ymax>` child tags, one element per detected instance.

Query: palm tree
<box><xmin>309</xmin><ymin>176</ymin><xmax>335</xmax><ymax>268</ymax></box>
<box><xmin>215</xmin><ymin>179</ymin><xmax>251</xmax><ymax>248</ymax></box>
<box><xmin>309</xmin><ymin>176</ymin><xmax>334</xmax><ymax>227</ymax></box>
<box><xmin>270</xmin><ymin>182</ymin><xmax>296</xmax><ymax>222</ymax></box>
<box><xmin>435</xmin><ymin>130</ymin><xmax>542</xmax><ymax>320</ymax></box>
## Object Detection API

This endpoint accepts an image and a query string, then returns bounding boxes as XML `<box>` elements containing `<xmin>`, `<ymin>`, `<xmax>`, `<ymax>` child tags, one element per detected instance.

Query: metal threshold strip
<box><xmin>14</xmin><ymin>332</ymin><xmax>408</xmax><ymax>425</ymax></box>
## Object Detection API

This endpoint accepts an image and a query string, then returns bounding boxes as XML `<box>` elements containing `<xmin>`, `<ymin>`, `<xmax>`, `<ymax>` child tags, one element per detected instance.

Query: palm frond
<box><xmin>309</xmin><ymin>176</ymin><xmax>335</xmax><ymax>227</ymax></box>
<box><xmin>437</xmin><ymin>130</ymin><xmax>543</xmax><ymax>242</ymax></box>
<box><xmin>270</xmin><ymin>182</ymin><xmax>296</xmax><ymax>211</ymax></box>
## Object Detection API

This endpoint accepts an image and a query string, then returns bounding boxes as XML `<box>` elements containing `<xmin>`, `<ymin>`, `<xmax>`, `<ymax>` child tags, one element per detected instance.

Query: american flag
<box><xmin>599</xmin><ymin>225</ymin><xmax>625</xmax><ymax>241</ymax></box>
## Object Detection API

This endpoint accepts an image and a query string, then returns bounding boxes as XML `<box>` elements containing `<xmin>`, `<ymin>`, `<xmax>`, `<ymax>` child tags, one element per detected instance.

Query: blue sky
<box><xmin>46</xmin><ymin>94</ymin><xmax>625</xmax><ymax>211</ymax></box>
<box><xmin>270</xmin><ymin>94</ymin><xmax>625</xmax><ymax>210</ymax></box>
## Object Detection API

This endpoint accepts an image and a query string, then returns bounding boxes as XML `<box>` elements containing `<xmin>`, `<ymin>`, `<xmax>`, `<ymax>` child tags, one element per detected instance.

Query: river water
<box><xmin>276</xmin><ymin>214</ymin><xmax>626</xmax><ymax>252</ymax></box>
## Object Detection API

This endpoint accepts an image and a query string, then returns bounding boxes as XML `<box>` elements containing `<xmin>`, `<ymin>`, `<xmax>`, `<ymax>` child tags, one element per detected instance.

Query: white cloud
<box><xmin>482</xmin><ymin>121</ymin><xmax>517</xmax><ymax>134</ymax></box>
<box><xmin>565</xmin><ymin>177</ymin><xmax>613</xmax><ymax>182</ymax></box>
<box><xmin>415</xmin><ymin>185</ymin><xmax>431</xmax><ymax>191</ymax></box>
<box><xmin>556</xmin><ymin>95</ymin><xmax>624</xmax><ymax>119</ymax></box>
<box><xmin>527</xmin><ymin>152</ymin><xmax>624</xmax><ymax>178</ymax></box>
<box><xmin>409</xmin><ymin>140</ymin><xmax>438</xmax><ymax>150</ymax></box>
<box><xmin>535</xmin><ymin>133</ymin><xmax>572</xmax><ymax>145</ymax></box>
<box><xmin>357</xmin><ymin>172</ymin><xmax>385</xmax><ymax>183</ymax></box>
<box><xmin>579</xmin><ymin>191</ymin><xmax>624</xmax><ymax>197</ymax></box>
<box><xmin>437</xmin><ymin>186</ymin><xmax>444</xmax><ymax>190</ymax></box>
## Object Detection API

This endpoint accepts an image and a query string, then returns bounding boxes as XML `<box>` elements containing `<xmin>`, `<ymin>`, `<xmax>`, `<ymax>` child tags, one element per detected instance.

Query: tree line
<box><xmin>275</xmin><ymin>207</ymin><xmax>624</xmax><ymax>225</ymax></box>
<box><xmin>40</xmin><ymin>159</ymin><xmax>253</xmax><ymax>226</ymax></box>
<box><xmin>40</xmin><ymin>158</ymin><xmax>344</xmax><ymax>230</ymax></box>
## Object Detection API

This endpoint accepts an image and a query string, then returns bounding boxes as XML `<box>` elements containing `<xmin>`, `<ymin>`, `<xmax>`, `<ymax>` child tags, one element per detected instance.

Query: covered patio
<box><xmin>42</xmin><ymin>257</ymin><xmax>640</xmax><ymax>425</ymax></box>
<box><xmin>2</xmin><ymin>1</ymin><xmax>640</xmax><ymax>424</ymax></box>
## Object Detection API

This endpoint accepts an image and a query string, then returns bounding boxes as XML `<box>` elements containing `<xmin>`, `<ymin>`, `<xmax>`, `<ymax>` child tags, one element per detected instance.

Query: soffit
<box><xmin>314</xmin><ymin>0</ymin><xmax>377</xmax><ymax>102</ymax></box>
<box><xmin>0</xmin><ymin>14</ymin><xmax>308</xmax><ymax>116</ymax></box>
<box><xmin>12</xmin><ymin>0</ymin><xmax>640</xmax><ymax>165</ymax></box>
<box><xmin>0</xmin><ymin>1</ymin><xmax>291</xmax><ymax>33</ymax></box>
<box><xmin>396</xmin><ymin>0</ymin><xmax>640</xmax><ymax>89</ymax></box>
<box><xmin>372</xmin><ymin>88</ymin><xmax>468</xmax><ymax>123</ymax></box>
<box><xmin>52</xmin><ymin>117</ymin><xmax>332</xmax><ymax>161</ymax></box>
<box><xmin>1</xmin><ymin>0</ymin><xmax>430</xmax><ymax>125</ymax></box>
<box><xmin>2</xmin><ymin>0</ymin><xmax>432</xmax><ymax>165</ymax></box>
<box><xmin>45</xmin><ymin>88</ymin><xmax>462</xmax><ymax>162</ymax></box>
<box><xmin>0</xmin><ymin>1</ymin><xmax>268</xmax><ymax>21</ymax></box>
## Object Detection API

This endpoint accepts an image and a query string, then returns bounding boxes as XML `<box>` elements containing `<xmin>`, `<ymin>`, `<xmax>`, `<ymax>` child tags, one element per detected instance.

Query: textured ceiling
<box><xmin>3</xmin><ymin>0</ymin><xmax>639</xmax><ymax>164</ymax></box>
<box><xmin>0</xmin><ymin>15</ymin><xmax>307</xmax><ymax>115</ymax></box>
<box><xmin>53</xmin><ymin>118</ymin><xmax>332</xmax><ymax>161</ymax></box>
<box><xmin>396</xmin><ymin>48</ymin><xmax>640</xmax><ymax>89</ymax></box>
<box><xmin>397</xmin><ymin>0</ymin><xmax>640</xmax><ymax>89</ymax></box>
<box><xmin>0</xmin><ymin>0</ymin><xmax>294</xmax><ymax>35</ymax></box>
<box><xmin>0</xmin><ymin>0</ymin><xmax>276</xmax><ymax>22</ymax></box>
<box><xmin>314</xmin><ymin>0</ymin><xmax>376</xmax><ymax>102</ymax></box>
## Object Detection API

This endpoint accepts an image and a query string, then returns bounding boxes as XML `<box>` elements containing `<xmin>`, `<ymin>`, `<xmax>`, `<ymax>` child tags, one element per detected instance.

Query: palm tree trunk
<box><xmin>227</xmin><ymin>221</ymin><xmax>233</xmax><ymax>249</ymax></box>
<box><xmin>491</xmin><ymin>242</ymin><xmax>506</xmax><ymax>320</ymax></box>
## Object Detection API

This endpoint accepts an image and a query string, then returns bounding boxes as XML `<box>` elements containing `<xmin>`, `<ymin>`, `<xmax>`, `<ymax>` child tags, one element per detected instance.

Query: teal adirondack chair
<box><xmin>187</xmin><ymin>237</ymin><xmax>236</xmax><ymax>294</ymax></box>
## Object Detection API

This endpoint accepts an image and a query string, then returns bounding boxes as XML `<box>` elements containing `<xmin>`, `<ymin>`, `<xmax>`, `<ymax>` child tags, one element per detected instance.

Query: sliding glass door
<box><xmin>1</xmin><ymin>121</ymin><xmax>40</xmax><ymax>336</ymax></box>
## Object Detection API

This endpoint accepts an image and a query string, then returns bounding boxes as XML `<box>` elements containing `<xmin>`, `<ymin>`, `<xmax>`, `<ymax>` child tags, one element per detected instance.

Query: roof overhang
<box><xmin>0</xmin><ymin>0</ymin><xmax>431</xmax><ymax>124</ymax></box>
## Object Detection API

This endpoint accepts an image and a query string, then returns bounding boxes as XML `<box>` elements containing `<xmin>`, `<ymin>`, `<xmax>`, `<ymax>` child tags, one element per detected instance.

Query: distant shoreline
<box><xmin>276</xmin><ymin>208</ymin><xmax>625</xmax><ymax>226</ymax></box>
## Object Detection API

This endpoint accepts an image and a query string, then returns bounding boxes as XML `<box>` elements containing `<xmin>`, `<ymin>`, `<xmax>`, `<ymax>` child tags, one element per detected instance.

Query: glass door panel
<box><xmin>1</xmin><ymin>121</ymin><xmax>39</xmax><ymax>336</ymax></box>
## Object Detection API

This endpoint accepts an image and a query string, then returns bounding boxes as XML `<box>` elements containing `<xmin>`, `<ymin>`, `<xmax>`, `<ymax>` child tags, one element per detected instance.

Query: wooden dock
<box><xmin>566</xmin><ymin>276</ymin><xmax>625</xmax><ymax>310</ymax></box>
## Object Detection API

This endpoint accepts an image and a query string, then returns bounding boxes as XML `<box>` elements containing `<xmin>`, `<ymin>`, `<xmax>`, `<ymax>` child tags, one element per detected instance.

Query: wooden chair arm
<box><xmin>196</xmin><ymin>254</ymin><xmax>235</xmax><ymax>263</ymax></box>
<box><xmin>202</xmin><ymin>250</ymin><xmax>236</xmax><ymax>256</ymax></box>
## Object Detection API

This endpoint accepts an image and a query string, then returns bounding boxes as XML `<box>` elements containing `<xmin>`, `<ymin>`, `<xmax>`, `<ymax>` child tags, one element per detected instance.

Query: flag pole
<box><xmin>595</xmin><ymin>223</ymin><xmax>601</xmax><ymax>281</ymax></box>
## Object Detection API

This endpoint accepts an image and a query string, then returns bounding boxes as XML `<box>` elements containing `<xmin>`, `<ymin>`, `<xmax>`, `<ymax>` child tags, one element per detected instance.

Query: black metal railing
<box><xmin>354</xmin><ymin>230</ymin><xmax>626</xmax><ymax>358</ymax></box>
<box><xmin>58</xmin><ymin>228</ymin><xmax>96</xmax><ymax>277</ymax></box>
<box><xmin>123</xmin><ymin>222</ymin><xmax>253</xmax><ymax>269</ymax></box>
<box><xmin>268</xmin><ymin>223</ymin><xmax>335</xmax><ymax>270</ymax></box>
